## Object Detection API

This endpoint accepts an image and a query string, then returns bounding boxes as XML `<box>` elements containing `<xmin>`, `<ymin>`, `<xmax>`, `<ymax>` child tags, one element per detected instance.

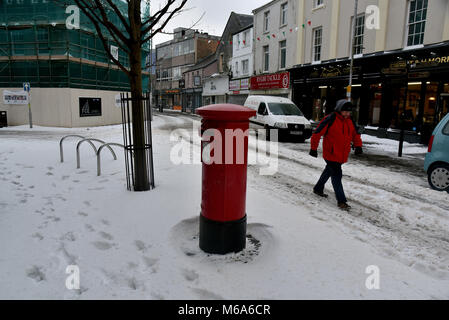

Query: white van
<box><xmin>244</xmin><ymin>96</ymin><xmax>312</xmax><ymax>141</ymax></box>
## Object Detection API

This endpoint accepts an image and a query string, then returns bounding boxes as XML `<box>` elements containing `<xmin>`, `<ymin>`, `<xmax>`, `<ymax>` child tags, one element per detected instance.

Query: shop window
<box><xmin>423</xmin><ymin>82</ymin><xmax>438</xmax><ymax>125</ymax></box>
<box><xmin>369</xmin><ymin>84</ymin><xmax>382</xmax><ymax>126</ymax></box>
<box><xmin>396</xmin><ymin>82</ymin><xmax>421</xmax><ymax>130</ymax></box>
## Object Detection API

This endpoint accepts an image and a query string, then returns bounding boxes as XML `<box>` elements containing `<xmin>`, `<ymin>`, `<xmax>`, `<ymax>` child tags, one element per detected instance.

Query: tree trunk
<box><xmin>129</xmin><ymin>42</ymin><xmax>150</xmax><ymax>191</ymax></box>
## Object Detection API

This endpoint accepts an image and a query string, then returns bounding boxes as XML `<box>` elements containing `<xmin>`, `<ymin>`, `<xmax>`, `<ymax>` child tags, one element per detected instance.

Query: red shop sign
<box><xmin>250</xmin><ymin>72</ymin><xmax>290</xmax><ymax>90</ymax></box>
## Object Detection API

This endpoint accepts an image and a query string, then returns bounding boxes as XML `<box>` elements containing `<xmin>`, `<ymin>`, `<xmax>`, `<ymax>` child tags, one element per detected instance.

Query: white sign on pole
<box><xmin>3</xmin><ymin>90</ymin><xmax>29</xmax><ymax>105</ymax></box>
<box><xmin>110</xmin><ymin>45</ymin><xmax>119</xmax><ymax>61</ymax></box>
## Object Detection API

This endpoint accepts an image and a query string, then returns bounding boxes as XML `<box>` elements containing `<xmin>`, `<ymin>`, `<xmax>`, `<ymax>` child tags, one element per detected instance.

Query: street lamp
<box><xmin>347</xmin><ymin>0</ymin><xmax>359</xmax><ymax>101</ymax></box>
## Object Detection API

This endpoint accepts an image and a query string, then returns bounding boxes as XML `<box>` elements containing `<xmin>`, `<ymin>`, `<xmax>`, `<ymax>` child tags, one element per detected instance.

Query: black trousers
<box><xmin>314</xmin><ymin>160</ymin><xmax>347</xmax><ymax>204</ymax></box>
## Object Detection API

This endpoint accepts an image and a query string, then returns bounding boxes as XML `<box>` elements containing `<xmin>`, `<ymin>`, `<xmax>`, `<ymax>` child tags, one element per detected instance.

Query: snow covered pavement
<box><xmin>1</xmin><ymin>113</ymin><xmax>449</xmax><ymax>299</ymax></box>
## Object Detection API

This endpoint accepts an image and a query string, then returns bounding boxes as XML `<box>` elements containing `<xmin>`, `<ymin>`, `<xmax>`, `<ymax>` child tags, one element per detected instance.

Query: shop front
<box><xmin>183</xmin><ymin>88</ymin><xmax>203</xmax><ymax>112</ymax></box>
<box><xmin>154</xmin><ymin>89</ymin><xmax>181</xmax><ymax>110</ymax></box>
<box><xmin>228</xmin><ymin>78</ymin><xmax>250</xmax><ymax>106</ymax></box>
<box><xmin>290</xmin><ymin>42</ymin><xmax>449</xmax><ymax>144</ymax></box>
<box><xmin>249</xmin><ymin>72</ymin><xmax>290</xmax><ymax>98</ymax></box>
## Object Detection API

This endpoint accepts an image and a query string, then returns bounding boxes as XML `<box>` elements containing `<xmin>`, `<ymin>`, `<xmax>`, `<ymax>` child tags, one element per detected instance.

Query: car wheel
<box><xmin>428</xmin><ymin>164</ymin><xmax>449</xmax><ymax>192</ymax></box>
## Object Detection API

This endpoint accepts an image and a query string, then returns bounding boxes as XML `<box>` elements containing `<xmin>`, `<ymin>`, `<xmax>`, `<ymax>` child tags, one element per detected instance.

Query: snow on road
<box><xmin>0</xmin><ymin>113</ymin><xmax>448</xmax><ymax>299</ymax></box>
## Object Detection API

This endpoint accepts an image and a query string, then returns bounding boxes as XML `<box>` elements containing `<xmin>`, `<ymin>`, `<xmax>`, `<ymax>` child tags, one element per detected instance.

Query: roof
<box><xmin>232</xmin><ymin>24</ymin><xmax>253</xmax><ymax>36</ymax></box>
<box><xmin>252</xmin><ymin>0</ymin><xmax>279</xmax><ymax>14</ymax></box>
<box><xmin>235</xmin><ymin>14</ymin><xmax>253</xmax><ymax>31</ymax></box>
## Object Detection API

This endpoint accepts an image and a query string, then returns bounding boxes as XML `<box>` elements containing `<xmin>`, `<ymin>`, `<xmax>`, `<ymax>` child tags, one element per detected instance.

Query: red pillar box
<box><xmin>196</xmin><ymin>104</ymin><xmax>256</xmax><ymax>254</ymax></box>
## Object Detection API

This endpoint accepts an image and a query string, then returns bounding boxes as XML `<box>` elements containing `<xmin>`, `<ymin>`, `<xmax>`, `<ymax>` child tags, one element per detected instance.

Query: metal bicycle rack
<box><xmin>60</xmin><ymin>135</ymin><xmax>97</xmax><ymax>163</ymax></box>
<box><xmin>96</xmin><ymin>143</ymin><xmax>125</xmax><ymax>176</ymax></box>
<box><xmin>76</xmin><ymin>138</ymin><xmax>117</xmax><ymax>169</ymax></box>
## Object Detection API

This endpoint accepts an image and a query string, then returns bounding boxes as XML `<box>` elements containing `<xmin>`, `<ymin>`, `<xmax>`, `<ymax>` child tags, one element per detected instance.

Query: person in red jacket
<box><xmin>309</xmin><ymin>99</ymin><xmax>363</xmax><ymax>210</ymax></box>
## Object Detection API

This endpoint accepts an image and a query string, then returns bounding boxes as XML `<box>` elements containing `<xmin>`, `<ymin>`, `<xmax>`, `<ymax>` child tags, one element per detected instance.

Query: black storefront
<box><xmin>289</xmin><ymin>41</ymin><xmax>449</xmax><ymax>144</ymax></box>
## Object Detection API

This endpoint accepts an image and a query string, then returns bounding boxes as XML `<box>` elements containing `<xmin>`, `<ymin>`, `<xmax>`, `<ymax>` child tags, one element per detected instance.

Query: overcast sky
<box><xmin>149</xmin><ymin>0</ymin><xmax>268</xmax><ymax>46</ymax></box>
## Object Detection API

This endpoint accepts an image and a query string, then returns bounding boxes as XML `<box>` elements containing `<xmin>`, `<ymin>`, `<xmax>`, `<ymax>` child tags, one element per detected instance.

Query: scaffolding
<box><xmin>0</xmin><ymin>0</ymin><xmax>149</xmax><ymax>90</ymax></box>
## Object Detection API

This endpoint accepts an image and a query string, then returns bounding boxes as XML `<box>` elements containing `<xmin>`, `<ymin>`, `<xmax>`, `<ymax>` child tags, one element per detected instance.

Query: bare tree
<box><xmin>72</xmin><ymin>0</ymin><xmax>187</xmax><ymax>191</ymax></box>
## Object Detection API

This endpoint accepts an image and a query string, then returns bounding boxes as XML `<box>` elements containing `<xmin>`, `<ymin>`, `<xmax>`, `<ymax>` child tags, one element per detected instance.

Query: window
<box><xmin>243</xmin><ymin>30</ymin><xmax>249</xmax><ymax>47</ymax></box>
<box><xmin>313</xmin><ymin>27</ymin><xmax>322</xmax><ymax>62</ymax></box>
<box><xmin>353</xmin><ymin>14</ymin><xmax>365</xmax><ymax>55</ymax></box>
<box><xmin>314</xmin><ymin>0</ymin><xmax>324</xmax><ymax>8</ymax></box>
<box><xmin>242</xmin><ymin>59</ymin><xmax>249</xmax><ymax>75</ymax></box>
<box><xmin>236</xmin><ymin>33</ymin><xmax>240</xmax><ymax>48</ymax></box>
<box><xmin>173</xmin><ymin>67</ymin><xmax>182</xmax><ymax>80</ymax></box>
<box><xmin>280</xmin><ymin>3</ymin><xmax>288</xmax><ymax>26</ymax></box>
<box><xmin>443</xmin><ymin>121</ymin><xmax>449</xmax><ymax>135</ymax></box>
<box><xmin>258</xmin><ymin>103</ymin><xmax>268</xmax><ymax>115</ymax></box>
<box><xmin>406</xmin><ymin>0</ymin><xmax>428</xmax><ymax>47</ymax></box>
<box><xmin>264</xmin><ymin>11</ymin><xmax>270</xmax><ymax>33</ymax></box>
<box><xmin>219</xmin><ymin>53</ymin><xmax>224</xmax><ymax>72</ymax></box>
<box><xmin>279</xmin><ymin>40</ymin><xmax>287</xmax><ymax>69</ymax></box>
<box><xmin>263</xmin><ymin>45</ymin><xmax>269</xmax><ymax>72</ymax></box>
<box><xmin>235</xmin><ymin>61</ymin><xmax>239</xmax><ymax>76</ymax></box>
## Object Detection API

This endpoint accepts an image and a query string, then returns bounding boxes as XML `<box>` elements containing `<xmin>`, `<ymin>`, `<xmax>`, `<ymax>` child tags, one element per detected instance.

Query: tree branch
<box><xmin>74</xmin><ymin>1</ymin><xmax>131</xmax><ymax>77</ymax></box>
<box><xmin>141</xmin><ymin>0</ymin><xmax>187</xmax><ymax>44</ymax></box>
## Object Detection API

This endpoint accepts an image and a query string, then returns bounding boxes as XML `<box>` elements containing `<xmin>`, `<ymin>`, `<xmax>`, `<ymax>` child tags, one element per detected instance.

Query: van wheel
<box><xmin>428</xmin><ymin>164</ymin><xmax>449</xmax><ymax>192</ymax></box>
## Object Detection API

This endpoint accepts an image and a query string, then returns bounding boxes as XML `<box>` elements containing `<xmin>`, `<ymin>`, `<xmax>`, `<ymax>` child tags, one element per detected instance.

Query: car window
<box><xmin>443</xmin><ymin>120</ymin><xmax>449</xmax><ymax>135</ymax></box>
<box><xmin>258</xmin><ymin>103</ymin><xmax>267</xmax><ymax>115</ymax></box>
<box><xmin>268</xmin><ymin>103</ymin><xmax>304</xmax><ymax>116</ymax></box>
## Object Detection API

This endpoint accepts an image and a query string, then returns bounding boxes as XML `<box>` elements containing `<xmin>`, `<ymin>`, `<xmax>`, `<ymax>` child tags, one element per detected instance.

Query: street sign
<box><xmin>23</xmin><ymin>82</ymin><xmax>30</xmax><ymax>93</ymax></box>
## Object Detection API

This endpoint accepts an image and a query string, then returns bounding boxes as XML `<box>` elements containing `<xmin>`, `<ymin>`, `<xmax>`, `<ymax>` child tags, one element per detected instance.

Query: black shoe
<box><xmin>313</xmin><ymin>190</ymin><xmax>328</xmax><ymax>198</ymax></box>
<box><xmin>338</xmin><ymin>202</ymin><xmax>351</xmax><ymax>211</ymax></box>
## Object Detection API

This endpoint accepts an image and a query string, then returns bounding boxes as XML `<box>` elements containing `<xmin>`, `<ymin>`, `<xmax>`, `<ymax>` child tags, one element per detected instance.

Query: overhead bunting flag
<box><xmin>272</xmin><ymin>34</ymin><xmax>276</xmax><ymax>38</ymax></box>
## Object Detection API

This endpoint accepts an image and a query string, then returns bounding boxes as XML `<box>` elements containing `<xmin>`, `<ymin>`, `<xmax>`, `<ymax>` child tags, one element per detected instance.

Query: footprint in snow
<box><xmin>98</xmin><ymin>231</ymin><xmax>114</xmax><ymax>241</ymax></box>
<box><xmin>26</xmin><ymin>266</ymin><xmax>46</xmax><ymax>282</ymax></box>
<box><xmin>85</xmin><ymin>224</ymin><xmax>95</xmax><ymax>232</ymax></box>
<box><xmin>92</xmin><ymin>241</ymin><xmax>114</xmax><ymax>251</ymax></box>
<box><xmin>32</xmin><ymin>233</ymin><xmax>44</xmax><ymax>241</ymax></box>
<box><xmin>134</xmin><ymin>240</ymin><xmax>150</xmax><ymax>253</ymax></box>
<box><xmin>182</xmin><ymin>269</ymin><xmax>199</xmax><ymax>282</ymax></box>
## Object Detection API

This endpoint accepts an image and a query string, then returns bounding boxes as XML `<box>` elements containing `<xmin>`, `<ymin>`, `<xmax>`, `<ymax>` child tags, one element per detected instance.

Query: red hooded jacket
<box><xmin>311</xmin><ymin>112</ymin><xmax>363</xmax><ymax>164</ymax></box>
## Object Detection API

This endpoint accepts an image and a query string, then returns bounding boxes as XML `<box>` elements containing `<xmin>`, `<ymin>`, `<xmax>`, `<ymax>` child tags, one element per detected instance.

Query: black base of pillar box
<box><xmin>199</xmin><ymin>214</ymin><xmax>247</xmax><ymax>255</ymax></box>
